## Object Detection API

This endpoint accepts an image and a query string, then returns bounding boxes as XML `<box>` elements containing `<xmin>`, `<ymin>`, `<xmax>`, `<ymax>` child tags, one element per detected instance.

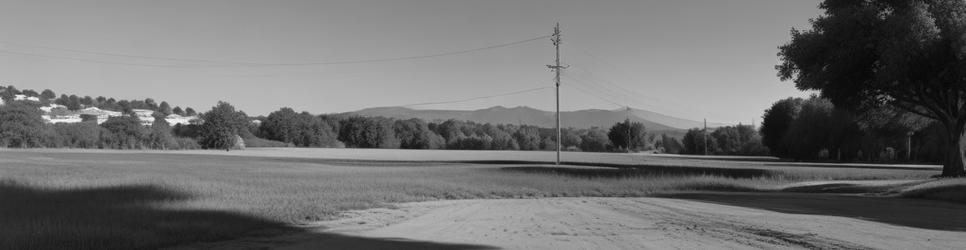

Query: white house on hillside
<box><xmin>13</xmin><ymin>94</ymin><xmax>40</xmax><ymax>102</ymax></box>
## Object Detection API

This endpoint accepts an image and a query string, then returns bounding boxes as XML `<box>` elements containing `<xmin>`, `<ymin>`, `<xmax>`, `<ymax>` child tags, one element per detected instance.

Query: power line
<box><xmin>0</xmin><ymin>40</ymin><xmax>260</xmax><ymax>66</ymax></box>
<box><xmin>206</xmin><ymin>35</ymin><xmax>552</xmax><ymax>67</ymax></box>
<box><xmin>562</xmin><ymin>72</ymin><xmax>641</xmax><ymax>106</ymax></box>
<box><xmin>400</xmin><ymin>86</ymin><xmax>551</xmax><ymax>107</ymax></box>
<box><xmin>0</xmin><ymin>49</ymin><xmax>194</xmax><ymax>68</ymax></box>
<box><xmin>566</xmin><ymin>42</ymin><xmax>715</xmax><ymax>115</ymax></box>
<box><xmin>561</xmin><ymin>79</ymin><xmax>625</xmax><ymax>108</ymax></box>
<box><xmin>562</xmin><ymin>73</ymin><xmax>643</xmax><ymax>109</ymax></box>
<box><xmin>567</xmin><ymin>65</ymin><xmax>680</xmax><ymax>109</ymax></box>
<box><xmin>0</xmin><ymin>34</ymin><xmax>551</xmax><ymax>68</ymax></box>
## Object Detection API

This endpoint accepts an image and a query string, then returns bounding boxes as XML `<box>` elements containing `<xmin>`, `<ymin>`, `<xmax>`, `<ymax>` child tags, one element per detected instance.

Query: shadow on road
<box><xmin>660</xmin><ymin>192</ymin><xmax>966</xmax><ymax>232</ymax></box>
<box><xmin>0</xmin><ymin>180</ymin><xmax>495</xmax><ymax>250</ymax></box>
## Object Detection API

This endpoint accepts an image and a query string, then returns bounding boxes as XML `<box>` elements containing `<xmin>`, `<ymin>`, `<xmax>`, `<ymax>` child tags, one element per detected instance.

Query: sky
<box><xmin>0</xmin><ymin>0</ymin><xmax>821</xmax><ymax>124</ymax></box>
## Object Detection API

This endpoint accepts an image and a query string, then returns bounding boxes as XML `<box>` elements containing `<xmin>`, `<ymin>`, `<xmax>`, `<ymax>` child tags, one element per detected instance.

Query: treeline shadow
<box><xmin>762</xmin><ymin>162</ymin><xmax>941</xmax><ymax>171</ymax></box>
<box><xmin>499</xmin><ymin>164</ymin><xmax>774</xmax><ymax>179</ymax></box>
<box><xmin>225</xmin><ymin>155</ymin><xmax>777</xmax><ymax>179</ymax></box>
<box><xmin>650</xmin><ymin>155</ymin><xmax>784</xmax><ymax>163</ymax></box>
<box><xmin>0</xmin><ymin>181</ymin><xmax>495</xmax><ymax>250</ymax></box>
<box><xmin>660</xmin><ymin>192</ymin><xmax>966</xmax><ymax>232</ymax></box>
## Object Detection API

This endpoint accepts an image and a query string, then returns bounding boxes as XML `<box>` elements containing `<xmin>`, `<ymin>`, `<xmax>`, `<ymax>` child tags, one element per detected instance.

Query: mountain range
<box><xmin>349</xmin><ymin>106</ymin><xmax>730</xmax><ymax>136</ymax></box>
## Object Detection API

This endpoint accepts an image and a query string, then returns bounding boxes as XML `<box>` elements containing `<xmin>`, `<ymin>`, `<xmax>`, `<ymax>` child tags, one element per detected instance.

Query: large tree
<box><xmin>0</xmin><ymin>101</ymin><xmax>45</xmax><ymax>147</ymax></box>
<box><xmin>260</xmin><ymin>107</ymin><xmax>340</xmax><ymax>147</ymax></box>
<box><xmin>778</xmin><ymin>0</ymin><xmax>966</xmax><ymax>176</ymax></box>
<box><xmin>159</xmin><ymin>101</ymin><xmax>173</xmax><ymax>116</ymax></box>
<box><xmin>100</xmin><ymin>115</ymin><xmax>147</xmax><ymax>149</ymax></box>
<box><xmin>394</xmin><ymin>118</ymin><xmax>440</xmax><ymax>149</ymax></box>
<box><xmin>337</xmin><ymin>116</ymin><xmax>399</xmax><ymax>148</ymax></box>
<box><xmin>148</xmin><ymin>112</ymin><xmax>175</xmax><ymax>150</ymax></box>
<box><xmin>198</xmin><ymin>101</ymin><xmax>249</xmax><ymax>150</ymax></box>
<box><xmin>607</xmin><ymin>120</ymin><xmax>646</xmax><ymax>152</ymax></box>
<box><xmin>760</xmin><ymin>98</ymin><xmax>803</xmax><ymax>158</ymax></box>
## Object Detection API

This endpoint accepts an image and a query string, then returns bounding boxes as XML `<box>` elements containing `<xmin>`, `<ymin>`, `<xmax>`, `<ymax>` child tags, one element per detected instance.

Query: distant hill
<box><xmin>349</xmin><ymin>106</ymin><xmax>730</xmax><ymax>137</ymax></box>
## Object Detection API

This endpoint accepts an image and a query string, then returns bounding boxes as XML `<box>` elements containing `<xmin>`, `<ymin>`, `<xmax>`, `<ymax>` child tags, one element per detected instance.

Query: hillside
<box><xmin>350</xmin><ymin>106</ymin><xmax>727</xmax><ymax>136</ymax></box>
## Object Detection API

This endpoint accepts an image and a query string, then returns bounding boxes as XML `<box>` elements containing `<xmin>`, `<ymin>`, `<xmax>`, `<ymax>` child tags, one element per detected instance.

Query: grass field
<box><xmin>0</xmin><ymin>148</ymin><xmax>946</xmax><ymax>249</ymax></box>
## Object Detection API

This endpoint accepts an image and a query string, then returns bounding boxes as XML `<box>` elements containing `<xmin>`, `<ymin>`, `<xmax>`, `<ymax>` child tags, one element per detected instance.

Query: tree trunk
<box><xmin>942</xmin><ymin>124</ymin><xmax>966</xmax><ymax>177</ymax></box>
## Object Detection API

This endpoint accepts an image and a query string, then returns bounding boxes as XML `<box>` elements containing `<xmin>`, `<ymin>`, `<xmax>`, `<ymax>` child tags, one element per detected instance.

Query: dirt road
<box><xmin>266</xmin><ymin>194</ymin><xmax>965</xmax><ymax>250</ymax></box>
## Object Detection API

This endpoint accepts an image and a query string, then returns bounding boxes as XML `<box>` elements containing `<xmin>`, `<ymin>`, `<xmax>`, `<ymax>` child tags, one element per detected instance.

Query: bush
<box><xmin>48</xmin><ymin>122</ymin><xmax>101</xmax><ymax>148</ymax></box>
<box><xmin>240</xmin><ymin>132</ymin><xmax>290</xmax><ymax>148</ymax></box>
<box><xmin>579</xmin><ymin>128</ymin><xmax>610</xmax><ymax>152</ymax></box>
<box><xmin>172</xmin><ymin>137</ymin><xmax>201</xmax><ymax>150</ymax></box>
<box><xmin>99</xmin><ymin>116</ymin><xmax>146</xmax><ymax>149</ymax></box>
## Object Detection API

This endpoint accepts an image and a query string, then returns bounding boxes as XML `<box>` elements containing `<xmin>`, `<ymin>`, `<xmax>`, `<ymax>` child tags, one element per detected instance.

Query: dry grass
<box><xmin>0</xmin><ymin>149</ymin><xmax>942</xmax><ymax>249</ymax></box>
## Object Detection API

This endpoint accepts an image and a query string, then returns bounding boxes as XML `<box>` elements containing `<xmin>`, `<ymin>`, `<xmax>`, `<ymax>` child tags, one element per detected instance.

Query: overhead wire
<box><xmin>565</xmin><ymin>42</ymin><xmax>720</xmax><ymax>120</ymax></box>
<box><xmin>0</xmin><ymin>34</ymin><xmax>551</xmax><ymax>68</ymax></box>
<box><xmin>400</xmin><ymin>86</ymin><xmax>552</xmax><ymax>108</ymax></box>
<box><xmin>562</xmin><ymin>70</ymin><xmax>636</xmax><ymax>104</ymax></box>
<box><xmin>562</xmin><ymin>70</ymin><xmax>662</xmax><ymax>111</ymax></box>
<box><xmin>0</xmin><ymin>49</ymin><xmax>198</xmax><ymax>68</ymax></box>
<box><xmin>0</xmin><ymin>40</ymin><xmax>261</xmax><ymax>66</ymax></box>
<box><xmin>567</xmin><ymin>64</ymin><xmax>681</xmax><ymax>108</ymax></box>
<box><xmin>561</xmin><ymin>75</ymin><xmax>626</xmax><ymax>108</ymax></box>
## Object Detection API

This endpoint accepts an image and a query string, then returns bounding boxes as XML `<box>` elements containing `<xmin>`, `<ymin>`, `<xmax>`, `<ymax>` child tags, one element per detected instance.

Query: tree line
<box><xmin>678</xmin><ymin>124</ymin><xmax>768</xmax><ymax>156</ymax></box>
<box><xmin>1</xmin><ymin>85</ymin><xmax>774</xmax><ymax>155</ymax></box>
<box><xmin>251</xmin><ymin>107</ymin><xmax>660</xmax><ymax>152</ymax></box>
<box><xmin>760</xmin><ymin>96</ymin><xmax>946</xmax><ymax>163</ymax></box>
<box><xmin>0</xmin><ymin>96</ymin><xmax>678</xmax><ymax>152</ymax></box>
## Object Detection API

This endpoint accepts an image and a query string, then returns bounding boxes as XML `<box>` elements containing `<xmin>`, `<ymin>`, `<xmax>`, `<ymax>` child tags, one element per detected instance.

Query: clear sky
<box><xmin>0</xmin><ymin>0</ymin><xmax>820</xmax><ymax>124</ymax></box>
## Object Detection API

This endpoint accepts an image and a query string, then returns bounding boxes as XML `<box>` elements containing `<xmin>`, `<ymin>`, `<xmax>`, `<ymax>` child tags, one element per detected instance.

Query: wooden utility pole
<box><xmin>907</xmin><ymin>131</ymin><xmax>914</xmax><ymax>161</ymax></box>
<box><xmin>703</xmin><ymin>119</ymin><xmax>708</xmax><ymax>155</ymax></box>
<box><xmin>626</xmin><ymin>106</ymin><xmax>631</xmax><ymax>153</ymax></box>
<box><xmin>548</xmin><ymin>23</ymin><xmax>566</xmax><ymax>165</ymax></box>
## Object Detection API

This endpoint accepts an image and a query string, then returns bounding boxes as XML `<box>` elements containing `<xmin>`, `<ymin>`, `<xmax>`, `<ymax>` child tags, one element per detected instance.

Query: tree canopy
<box><xmin>0</xmin><ymin>101</ymin><xmax>45</xmax><ymax>147</ymax></box>
<box><xmin>778</xmin><ymin>0</ymin><xmax>966</xmax><ymax>176</ymax></box>
<box><xmin>607</xmin><ymin>121</ymin><xmax>646</xmax><ymax>151</ymax></box>
<box><xmin>199</xmin><ymin>101</ymin><xmax>248</xmax><ymax>150</ymax></box>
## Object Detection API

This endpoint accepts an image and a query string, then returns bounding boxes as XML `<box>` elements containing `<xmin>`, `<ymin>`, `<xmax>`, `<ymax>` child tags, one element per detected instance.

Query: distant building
<box><xmin>13</xmin><ymin>94</ymin><xmax>40</xmax><ymax>102</ymax></box>
<box><xmin>164</xmin><ymin>114</ymin><xmax>197</xmax><ymax>126</ymax></box>
<box><xmin>131</xmin><ymin>109</ymin><xmax>156</xmax><ymax>126</ymax></box>
<box><xmin>78</xmin><ymin>107</ymin><xmax>122</xmax><ymax>124</ymax></box>
<box><xmin>39</xmin><ymin>105</ymin><xmax>198</xmax><ymax>126</ymax></box>
<box><xmin>40</xmin><ymin>104</ymin><xmax>67</xmax><ymax>113</ymax></box>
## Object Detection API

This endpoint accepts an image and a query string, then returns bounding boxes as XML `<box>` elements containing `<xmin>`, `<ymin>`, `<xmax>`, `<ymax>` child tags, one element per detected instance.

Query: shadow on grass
<box><xmin>500</xmin><ymin>165</ymin><xmax>774</xmax><ymax>179</ymax></box>
<box><xmin>649</xmin><ymin>155</ymin><xmax>783</xmax><ymax>162</ymax></box>
<box><xmin>762</xmin><ymin>162</ymin><xmax>941</xmax><ymax>171</ymax></box>
<box><xmin>0</xmin><ymin>181</ymin><xmax>495</xmax><ymax>250</ymax></box>
<box><xmin>660</xmin><ymin>192</ymin><xmax>966</xmax><ymax>232</ymax></box>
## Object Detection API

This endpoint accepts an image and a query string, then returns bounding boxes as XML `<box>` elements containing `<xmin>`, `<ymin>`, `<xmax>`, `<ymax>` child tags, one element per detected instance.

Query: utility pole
<box><xmin>626</xmin><ymin>106</ymin><xmax>631</xmax><ymax>153</ymax></box>
<box><xmin>907</xmin><ymin>131</ymin><xmax>914</xmax><ymax>161</ymax></box>
<box><xmin>703</xmin><ymin>119</ymin><xmax>709</xmax><ymax>155</ymax></box>
<box><xmin>548</xmin><ymin>23</ymin><xmax>566</xmax><ymax>165</ymax></box>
